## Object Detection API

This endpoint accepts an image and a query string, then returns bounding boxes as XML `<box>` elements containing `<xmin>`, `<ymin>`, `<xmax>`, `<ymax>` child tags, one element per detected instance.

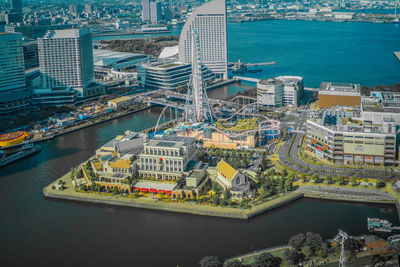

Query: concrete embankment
<box><xmin>43</xmin><ymin>175</ymin><xmax>400</xmax><ymax>220</ymax></box>
<box><xmin>3</xmin><ymin>106</ymin><xmax>151</xmax><ymax>150</ymax></box>
<box><xmin>43</xmin><ymin>174</ymin><xmax>304</xmax><ymax>220</ymax></box>
<box><xmin>299</xmin><ymin>185</ymin><xmax>400</xmax><ymax>221</ymax></box>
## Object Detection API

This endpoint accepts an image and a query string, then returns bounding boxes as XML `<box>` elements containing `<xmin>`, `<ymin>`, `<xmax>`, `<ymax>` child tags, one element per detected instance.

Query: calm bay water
<box><xmin>0</xmin><ymin>106</ymin><xmax>398</xmax><ymax>266</ymax></box>
<box><xmin>1</xmin><ymin>20</ymin><xmax>400</xmax><ymax>266</ymax></box>
<box><xmin>95</xmin><ymin>20</ymin><xmax>400</xmax><ymax>88</ymax></box>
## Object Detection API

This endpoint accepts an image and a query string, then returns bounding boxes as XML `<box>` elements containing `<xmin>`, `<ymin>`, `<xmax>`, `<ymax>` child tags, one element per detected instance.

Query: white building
<box><xmin>138</xmin><ymin>136</ymin><xmax>196</xmax><ymax>180</ymax></box>
<box><xmin>142</xmin><ymin>0</ymin><xmax>151</xmax><ymax>22</ymax></box>
<box><xmin>257</xmin><ymin>78</ymin><xmax>283</xmax><ymax>107</ymax></box>
<box><xmin>0</xmin><ymin>32</ymin><xmax>31</xmax><ymax>117</ymax></box>
<box><xmin>178</xmin><ymin>0</ymin><xmax>228</xmax><ymax>79</ymax></box>
<box><xmin>257</xmin><ymin>76</ymin><xmax>304</xmax><ymax>107</ymax></box>
<box><xmin>361</xmin><ymin>91</ymin><xmax>400</xmax><ymax>125</ymax></box>
<box><xmin>276</xmin><ymin>76</ymin><xmax>304</xmax><ymax>107</ymax></box>
<box><xmin>38</xmin><ymin>28</ymin><xmax>96</xmax><ymax>98</ymax></box>
<box><xmin>150</xmin><ymin>1</ymin><xmax>162</xmax><ymax>23</ymax></box>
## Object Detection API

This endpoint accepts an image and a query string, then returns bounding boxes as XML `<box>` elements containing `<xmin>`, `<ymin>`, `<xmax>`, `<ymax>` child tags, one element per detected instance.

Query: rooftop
<box><xmin>258</xmin><ymin>78</ymin><xmax>283</xmax><ymax>86</ymax></box>
<box><xmin>42</xmin><ymin>28</ymin><xmax>89</xmax><ymax>39</ymax></box>
<box><xmin>319</xmin><ymin>82</ymin><xmax>361</xmax><ymax>93</ymax></box>
<box><xmin>216</xmin><ymin>160</ymin><xmax>238</xmax><ymax>181</ymax></box>
<box><xmin>93</xmin><ymin>49</ymin><xmax>148</xmax><ymax>68</ymax></box>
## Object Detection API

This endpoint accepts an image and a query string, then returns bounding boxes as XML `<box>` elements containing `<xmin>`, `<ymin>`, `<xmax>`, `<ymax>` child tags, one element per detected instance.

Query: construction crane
<box><xmin>334</xmin><ymin>230</ymin><xmax>350</xmax><ymax>267</ymax></box>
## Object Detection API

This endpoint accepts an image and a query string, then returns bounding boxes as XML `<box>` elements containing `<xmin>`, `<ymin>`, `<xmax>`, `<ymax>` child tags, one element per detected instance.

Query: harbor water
<box><xmin>1</xmin><ymin>20</ymin><xmax>400</xmax><ymax>266</ymax></box>
<box><xmin>0</xmin><ymin>106</ymin><xmax>398</xmax><ymax>266</ymax></box>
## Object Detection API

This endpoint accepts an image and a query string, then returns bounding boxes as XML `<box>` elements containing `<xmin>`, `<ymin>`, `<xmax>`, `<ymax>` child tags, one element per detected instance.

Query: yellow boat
<box><xmin>0</xmin><ymin>131</ymin><xmax>29</xmax><ymax>148</ymax></box>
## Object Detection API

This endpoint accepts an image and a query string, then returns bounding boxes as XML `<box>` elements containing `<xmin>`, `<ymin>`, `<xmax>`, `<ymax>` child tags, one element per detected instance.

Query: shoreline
<box><xmin>2</xmin><ymin>106</ymin><xmax>152</xmax><ymax>150</ymax></box>
<box><xmin>43</xmin><ymin>173</ymin><xmax>400</xmax><ymax>220</ymax></box>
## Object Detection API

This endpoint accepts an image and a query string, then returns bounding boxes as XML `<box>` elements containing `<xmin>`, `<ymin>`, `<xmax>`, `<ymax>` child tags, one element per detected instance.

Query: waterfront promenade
<box><xmin>43</xmin><ymin>172</ymin><xmax>304</xmax><ymax>220</ymax></box>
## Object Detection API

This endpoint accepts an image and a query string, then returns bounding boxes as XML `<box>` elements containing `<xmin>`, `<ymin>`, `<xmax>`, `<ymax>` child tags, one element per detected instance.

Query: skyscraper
<box><xmin>38</xmin><ymin>28</ymin><xmax>94</xmax><ymax>97</ymax></box>
<box><xmin>10</xmin><ymin>0</ymin><xmax>22</xmax><ymax>14</ymax></box>
<box><xmin>179</xmin><ymin>0</ymin><xmax>228</xmax><ymax>79</ymax></box>
<box><xmin>0</xmin><ymin>32</ymin><xmax>30</xmax><ymax>116</ymax></box>
<box><xmin>142</xmin><ymin>0</ymin><xmax>150</xmax><ymax>22</ymax></box>
<box><xmin>150</xmin><ymin>1</ymin><xmax>162</xmax><ymax>23</ymax></box>
<box><xmin>9</xmin><ymin>0</ymin><xmax>23</xmax><ymax>23</ymax></box>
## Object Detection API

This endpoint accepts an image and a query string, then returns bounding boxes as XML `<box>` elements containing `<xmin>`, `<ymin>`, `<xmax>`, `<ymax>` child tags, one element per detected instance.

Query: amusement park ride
<box><xmin>153</xmin><ymin>29</ymin><xmax>281</xmax><ymax>146</ymax></box>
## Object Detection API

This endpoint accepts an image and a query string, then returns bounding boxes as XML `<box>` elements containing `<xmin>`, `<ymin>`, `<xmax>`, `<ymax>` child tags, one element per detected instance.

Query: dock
<box><xmin>395</xmin><ymin>52</ymin><xmax>400</xmax><ymax>62</ymax></box>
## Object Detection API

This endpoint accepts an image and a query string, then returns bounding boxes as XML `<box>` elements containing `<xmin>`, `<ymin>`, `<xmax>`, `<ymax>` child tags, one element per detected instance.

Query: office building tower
<box><xmin>179</xmin><ymin>0</ymin><xmax>228</xmax><ymax>79</ymax></box>
<box><xmin>10</xmin><ymin>0</ymin><xmax>22</xmax><ymax>14</ymax></box>
<box><xmin>150</xmin><ymin>1</ymin><xmax>162</xmax><ymax>23</ymax></box>
<box><xmin>23</xmin><ymin>39</ymin><xmax>39</xmax><ymax>70</ymax></box>
<box><xmin>38</xmin><ymin>28</ymin><xmax>95</xmax><ymax>97</ymax></box>
<box><xmin>142</xmin><ymin>0</ymin><xmax>150</xmax><ymax>22</ymax></box>
<box><xmin>0</xmin><ymin>32</ymin><xmax>30</xmax><ymax>116</ymax></box>
<box><xmin>69</xmin><ymin>5</ymin><xmax>78</xmax><ymax>15</ymax></box>
<box><xmin>163</xmin><ymin>6</ymin><xmax>173</xmax><ymax>21</ymax></box>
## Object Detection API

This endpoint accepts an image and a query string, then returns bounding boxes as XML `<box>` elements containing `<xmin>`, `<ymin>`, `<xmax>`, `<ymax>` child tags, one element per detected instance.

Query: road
<box><xmin>278</xmin><ymin>132</ymin><xmax>400</xmax><ymax>179</ymax></box>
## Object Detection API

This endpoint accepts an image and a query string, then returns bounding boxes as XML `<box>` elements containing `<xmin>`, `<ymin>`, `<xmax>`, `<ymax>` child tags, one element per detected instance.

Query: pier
<box><xmin>395</xmin><ymin>52</ymin><xmax>400</xmax><ymax>62</ymax></box>
<box><xmin>233</xmin><ymin>76</ymin><xmax>261</xmax><ymax>83</ymax></box>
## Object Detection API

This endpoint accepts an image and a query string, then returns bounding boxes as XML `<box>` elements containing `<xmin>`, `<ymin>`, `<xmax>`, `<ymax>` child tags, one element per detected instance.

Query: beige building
<box><xmin>138</xmin><ymin>136</ymin><xmax>196</xmax><ymax>180</ymax></box>
<box><xmin>318</xmin><ymin>82</ymin><xmax>361</xmax><ymax>108</ymax></box>
<box><xmin>215</xmin><ymin>160</ymin><xmax>251</xmax><ymax>199</ymax></box>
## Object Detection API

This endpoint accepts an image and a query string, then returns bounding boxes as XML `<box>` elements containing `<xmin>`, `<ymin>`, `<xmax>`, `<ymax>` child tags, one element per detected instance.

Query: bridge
<box><xmin>149</xmin><ymin>98</ymin><xmax>185</xmax><ymax>110</ymax></box>
<box><xmin>233</xmin><ymin>76</ymin><xmax>261</xmax><ymax>83</ymax></box>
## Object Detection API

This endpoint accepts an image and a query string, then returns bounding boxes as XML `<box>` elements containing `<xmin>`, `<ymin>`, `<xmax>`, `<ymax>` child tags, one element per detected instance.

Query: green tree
<box><xmin>199</xmin><ymin>256</ymin><xmax>222</xmax><ymax>267</ymax></box>
<box><xmin>303</xmin><ymin>245</ymin><xmax>313</xmax><ymax>259</ymax></box>
<box><xmin>344</xmin><ymin>238</ymin><xmax>361</xmax><ymax>256</ymax></box>
<box><xmin>284</xmin><ymin>179</ymin><xmax>292</xmax><ymax>191</ymax></box>
<box><xmin>376</xmin><ymin>179</ymin><xmax>386</xmax><ymax>188</ymax></box>
<box><xmin>350</xmin><ymin>177</ymin><xmax>357</xmax><ymax>185</ymax></box>
<box><xmin>288</xmin><ymin>233</ymin><xmax>305</xmax><ymax>250</ymax></box>
<box><xmin>325</xmin><ymin>175</ymin><xmax>332</xmax><ymax>184</ymax></box>
<box><xmin>251</xmin><ymin>252</ymin><xmax>281</xmax><ymax>267</ymax></box>
<box><xmin>305</xmin><ymin>232</ymin><xmax>323</xmax><ymax>251</ymax></box>
<box><xmin>282</xmin><ymin>169</ymin><xmax>288</xmax><ymax>177</ymax></box>
<box><xmin>337</xmin><ymin>175</ymin><xmax>345</xmax><ymax>185</ymax></box>
<box><xmin>321</xmin><ymin>242</ymin><xmax>328</xmax><ymax>258</ymax></box>
<box><xmin>284</xmin><ymin>249</ymin><xmax>303</xmax><ymax>265</ymax></box>
<box><xmin>301</xmin><ymin>173</ymin><xmax>307</xmax><ymax>182</ymax></box>
<box><xmin>312</xmin><ymin>173</ymin><xmax>319</xmax><ymax>183</ymax></box>
<box><xmin>223</xmin><ymin>189</ymin><xmax>229</xmax><ymax>201</ymax></box>
<box><xmin>213</xmin><ymin>195</ymin><xmax>220</xmax><ymax>205</ymax></box>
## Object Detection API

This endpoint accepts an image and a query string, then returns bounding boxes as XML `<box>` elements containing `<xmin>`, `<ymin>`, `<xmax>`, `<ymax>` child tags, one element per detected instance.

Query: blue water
<box><xmin>95</xmin><ymin>20</ymin><xmax>400</xmax><ymax>88</ymax></box>
<box><xmin>227</xmin><ymin>20</ymin><xmax>400</xmax><ymax>87</ymax></box>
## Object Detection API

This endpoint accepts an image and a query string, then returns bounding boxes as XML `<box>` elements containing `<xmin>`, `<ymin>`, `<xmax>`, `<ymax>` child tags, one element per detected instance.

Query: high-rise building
<box><xmin>0</xmin><ymin>32</ymin><xmax>31</xmax><ymax>116</ymax></box>
<box><xmin>38</xmin><ymin>28</ymin><xmax>95</xmax><ymax>97</ymax></box>
<box><xmin>142</xmin><ymin>0</ymin><xmax>151</xmax><ymax>22</ymax></box>
<box><xmin>8</xmin><ymin>0</ymin><xmax>23</xmax><ymax>23</ymax></box>
<box><xmin>162</xmin><ymin>6</ymin><xmax>174</xmax><ymax>22</ymax></box>
<box><xmin>179</xmin><ymin>0</ymin><xmax>228</xmax><ymax>79</ymax></box>
<box><xmin>150</xmin><ymin>1</ymin><xmax>162</xmax><ymax>23</ymax></box>
<box><xmin>10</xmin><ymin>0</ymin><xmax>22</xmax><ymax>14</ymax></box>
